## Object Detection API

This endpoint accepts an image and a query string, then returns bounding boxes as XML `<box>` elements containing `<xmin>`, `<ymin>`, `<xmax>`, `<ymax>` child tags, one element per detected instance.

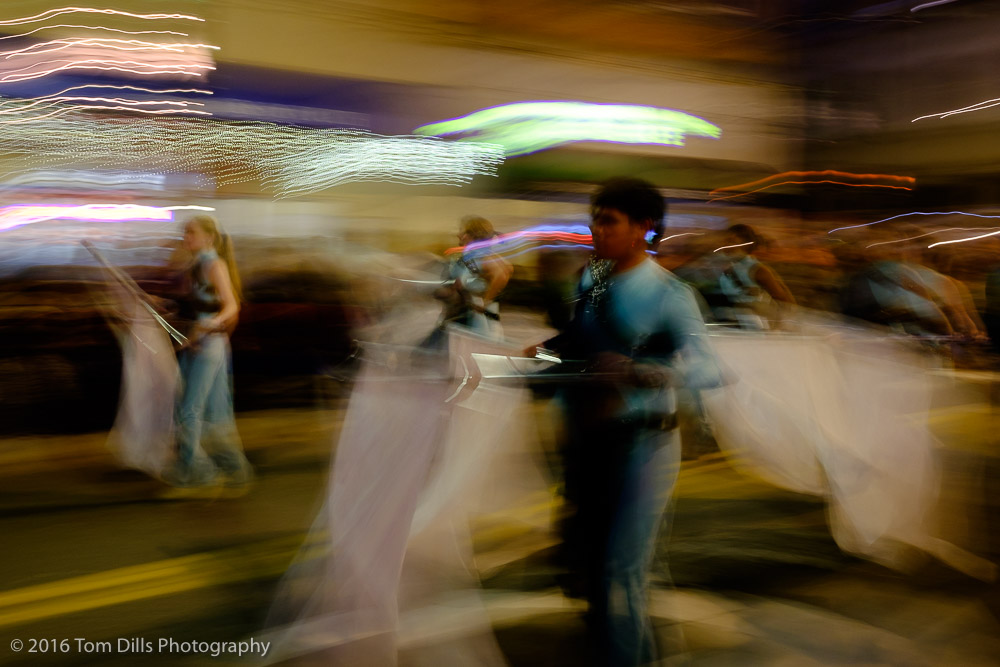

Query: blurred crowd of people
<box><xmin>60</xmin><ymin>176</ymin><xmax>999</xmax><ymax>666</ymax></box>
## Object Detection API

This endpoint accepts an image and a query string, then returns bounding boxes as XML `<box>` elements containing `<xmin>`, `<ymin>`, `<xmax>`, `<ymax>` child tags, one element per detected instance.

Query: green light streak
<box><xmin>415</xmin><ymin>102</ymin><xmax>721</xmax><ymax>156</ymax></box>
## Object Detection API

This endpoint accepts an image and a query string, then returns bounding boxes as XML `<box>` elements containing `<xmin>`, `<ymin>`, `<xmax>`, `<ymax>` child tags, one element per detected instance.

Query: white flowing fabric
<box><xmin>101</xmin><ymin>276</ymin><xmax>179</xmax><ymax>479</ymax></box>
<box><xmin>268</xmin><ymin>329</ymin><xmax>546</xmax><ymax>665</ymax></box>
<box><xmin>700</xmin><ymin>310</ymin><xmax>995</xmax><ymax>580</ymax></box>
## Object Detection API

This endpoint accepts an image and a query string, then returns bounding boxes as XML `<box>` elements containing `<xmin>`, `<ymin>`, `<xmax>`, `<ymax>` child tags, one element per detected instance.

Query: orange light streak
<box><xmin>710</xmin><ymin>180</ymin><xmax>913</xmax><ymax>202</ymax></box>
<box><xmin>709</xmin><ymin>170</ymin><xmax>915</xmax><ymax>202</ymax></box>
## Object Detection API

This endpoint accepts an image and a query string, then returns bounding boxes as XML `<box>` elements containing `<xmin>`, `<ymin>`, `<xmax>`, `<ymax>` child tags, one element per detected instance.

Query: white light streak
<box><xmin>913</xmin><ymin>97</ymin><xmax>1000</xmax><ymax>122</ymax></box>
<box><xmin>0</xmin><ymin>92</ymin><xmax>210</xmax><ymax>123</ymax></box>
<box><xmin>0</xmin><ymin>8</ymin><xmax>204</xmax><ymax>26</ymax></box>
<box><xmin>0</xmin><ymin>96</ymin><xmax>204</xmax><ymax>114</ymax></box>
<box><xmin>0</xmin><ymin>170</ymin><xmax>167</xmax><ymax>189</ymax></box>
<box><xmin>0</xmin><ymin>24</ymin><xmax>189</xmax><ymax>41</ymax></box>
<box><xmin>0</xmin><ymin>84</ymin><xmax>213</xmax><ymax>100</ymax></box>
<box><xmin>657</xmin><ymin>232</ymin><xmax>705</xmax><ymax>244</ymax></box>
<box><xmin>929</xmin><ymin>229</ymin><xmax>1000</xmax><ymax>248</ymax></box>
<box><xmin>0</xmin><ymin>59</ymin><xmax>215</xmax><ymax>83</ymax></box>
<box><xmin>1</xmin><ymin>105</ymin><xmax>212</xmax><ymax>123</ymax></box>
<box><xmin>865</xmin><ymin>227</ymin><xmax>1000</xmax><ymax>249</ymax></box>
<box><xmin>713</xmin><ymin>241</ymin><xmax>753</xmax><ymax>253</ymax></box>
<box><xmin>0</xmin><ymin>115</ymin><xmax>504</xmax><ymax>196</ymax></box>
<box><xmin>828</xmin><ymin>211</ymin><xmax>1000</xmax><ymax>234</ymax></box>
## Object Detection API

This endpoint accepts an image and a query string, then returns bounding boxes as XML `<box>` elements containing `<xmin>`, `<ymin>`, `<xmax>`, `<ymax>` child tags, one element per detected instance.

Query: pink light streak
<box><xmin>444</xmin><ymin>229</ymin><xmax>593</xmax><ymax>255</ymax></box>
<box><xmin>0</xmin><ymin>38</ymin><xmax>219</xmax><ymax>59</ymax></box>
<box><xmin>0</xmin><ymin>203</ymin><xmax>172</xmax><ymax>231</ymax></box>
<box><xmin>0</xmin><ymin>204</ymin><xmax>214</xmax><ymax>232</ymax></box>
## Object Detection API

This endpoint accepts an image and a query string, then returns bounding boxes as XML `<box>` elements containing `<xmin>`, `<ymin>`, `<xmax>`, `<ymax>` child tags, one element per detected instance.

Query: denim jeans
<box><xmin>174</xmin><ymin>332</ymin><xmax>248</xmax><ymax>482</ymax></box>
<box><xmin>563</xmin><ymin>419</ymin><xmax>681</xmax><ymax>666</ymax></box>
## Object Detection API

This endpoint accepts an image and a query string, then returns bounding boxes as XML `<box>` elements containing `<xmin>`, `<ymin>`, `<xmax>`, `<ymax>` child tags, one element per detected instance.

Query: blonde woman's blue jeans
<box><xmin>174</xmin><ymin>333</ymin><xmax>248</xmax><ymax>483</ymax></box>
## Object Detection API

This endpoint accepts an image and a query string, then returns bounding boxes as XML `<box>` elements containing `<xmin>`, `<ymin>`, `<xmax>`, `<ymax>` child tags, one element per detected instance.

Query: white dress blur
<box><xmin>103</xmin><ymin>276</ymin><xmax>178</xmax><ymax>478</ymax></box>
<box><xmin>266</xmin><ymin>330</ymin><xmax>546</xmax><ymax>665</ymax></box>
<box><xmin>700</xmin><ymin>308</ymin><xmax>994</xmax><ymax>580</ymax></box>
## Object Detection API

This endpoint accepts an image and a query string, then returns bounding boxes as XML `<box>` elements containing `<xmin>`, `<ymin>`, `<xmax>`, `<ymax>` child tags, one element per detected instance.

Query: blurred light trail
<box><xmin>415</xmin><ymin>101</ymin><xmax>721</xmax><ymax>156</ymax></box>
<box><xmin>928</xmin><ymin>228</ymin><xmax>1000</xmax><ymax>248</ymax></box>
<box><xmin>0</xmin><ymin>8</ymin><xmax>204</xmax><ymax>26</ymax></box>
<box><xmin>0</xmin><ymin>104</ymin><xmax>209</xmax><ymax>124</ymax></box>
<box><xmin>0</xmin><ymin>38</ymin><xmax>219</xmax><ymax>59</ymax></box>
<box><xmin>659</xmin><ymin>232</ymin><xmax>705</xmax><ymax>243</ymax></box>
<box><xmin>865</xmin><ymin>227</ymin><xmax>1000</xmax><ymax>248</ymax></box>
<box><xmin>0</xmin><ymin>115</ymin><xmax>504</xmax><ymax>195</ymax></box>
<box><xmin>502</xmin><ymin>242</ymin><xmax>593</xmax><ymax>261</ymax></box>
<box><xmin>911</xmin><ymin>0</ymin><xmax>961</xmax><ymax>11</ymax></box>
<box><xmin>0</xmin><ymin>24</ymin><xmax>190</xmax><ymax>41</ymax></box>
<box><xmin>0</xmin><ymin>170</ymin><xmax>167</xmax><ymax>189</ymax></box>
<box><xmin>0</xmin><ymin>58</ymin><xmax>215</xmax><ymax>83</ymax></box>
<box><xmin>713</xmin><ymin>241</ymin><xmax>754</xmax><ymax>252</ymax></box>
<box><xmin>0</xmin><ymin>96</ymin><xmax>206</xmax><ymax>115</ymax></box>
<box><xmin>0</xmin><ymin>84</ymin><xmax>213</xmax><ymax>99</ymax></box>
<box><xmin>912</xmin><ymin>97</ymin><xmax>1000</xmax><ymax>122</ymax></box>
<box><xmin>710</xmin><ymin>170</ymin><xmax>914</xmax><ymax>202</ymax></box>
<box><xmin>829</xmin><ymin>211</ymin><xmax>1000</xmax><ymax>234</ymax></box>
<box><xmin>0</xmin><ymin>203</ymin><xmax>213</xmax><ymax>231</ymax></box>
<box><xmin>444</xmin><ymin>225</ymin><xmax>594</xmax><ymax>256</ymax></box>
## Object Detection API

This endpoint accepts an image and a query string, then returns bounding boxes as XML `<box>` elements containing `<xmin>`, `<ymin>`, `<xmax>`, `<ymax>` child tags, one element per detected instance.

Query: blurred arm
<box><xmin>753</xmin><ymin>263</ymin><xmax>796</xmax><ymax>304</ymax></box>
<box><xmin>635</xmin><ymin>283</ymin><xmax>722</xmax><ymax>390</ymax></box>
<box><xmin>479</xmin><ymin>255</ymin><xmax>513</xmax><ymax>307</ymax></box>
<box><xmin>204</xmin><ymin>259</ymin><xmax>240</xmax><ymax>332</ymax></box>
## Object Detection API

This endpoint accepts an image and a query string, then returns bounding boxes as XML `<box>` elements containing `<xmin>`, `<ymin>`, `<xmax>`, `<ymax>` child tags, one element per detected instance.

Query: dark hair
<box><xmin>591</xmin><ymin>177</ymin><xmax>666</xmax><ymax>242</ymax></box>
<box><xmin>726</xmin><ymin>223</ymin><xmax>761</xmax><ymax>252</ymax></box>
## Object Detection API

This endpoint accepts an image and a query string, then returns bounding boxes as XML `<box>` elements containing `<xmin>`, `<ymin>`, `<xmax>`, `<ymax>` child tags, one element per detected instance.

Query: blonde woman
<box><xmin>165</xmin><ymin>215</ymin><xmax>252</xmax><ymax>487</ymax></box>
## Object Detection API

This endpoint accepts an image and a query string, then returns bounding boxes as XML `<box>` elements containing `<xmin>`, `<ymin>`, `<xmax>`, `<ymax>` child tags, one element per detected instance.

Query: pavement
<box><xmin>0</xmin><ymin>391</ymin><xmax>998</xmax><ymax>666</ymax></box>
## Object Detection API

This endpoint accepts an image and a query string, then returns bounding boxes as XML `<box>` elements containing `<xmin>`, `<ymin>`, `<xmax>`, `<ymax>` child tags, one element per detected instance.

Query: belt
<box><xmin>622</xmin><ymin>412</ymin><xmax>678</xmax><ymax>432</ymax></box>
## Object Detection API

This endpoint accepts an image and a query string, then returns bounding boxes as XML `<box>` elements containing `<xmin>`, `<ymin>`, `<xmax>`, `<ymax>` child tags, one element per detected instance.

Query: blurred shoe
<box><xmin>220</xmin><ymin>460</ymin><xmax>254</xmax><ymax>488</ymax></box>
<box><xmin>161</xmin><ymin>459</ymin><xmax>218</xmax><ymax>488</ymax></box>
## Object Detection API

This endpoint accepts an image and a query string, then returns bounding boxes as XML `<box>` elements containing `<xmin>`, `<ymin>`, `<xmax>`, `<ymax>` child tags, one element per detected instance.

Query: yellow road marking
<box><xmin>0</xmin><ymin>535</ymin><xmax>321</xmax><ymax>629</ymax></box>
<box><xmin>0</xmin><ymin>454</ymin><xmax>749</xmax><ymax>628</ymax></box>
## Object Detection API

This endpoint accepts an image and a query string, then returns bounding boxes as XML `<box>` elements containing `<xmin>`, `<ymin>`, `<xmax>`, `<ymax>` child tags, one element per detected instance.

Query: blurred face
<box><xmin>183</xmin><ymin>223</ymin><xmax>212</xmax><ymax>253</ymax></box>
<box><xmin>720</xmin><ymin>232</ymin><xmax>751</xmax><ymax>258</ymax></box>
<box><xmin>590</xmin><ymin>206</ymin><xmax>647</xmax><ymax>261</ymax></box>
